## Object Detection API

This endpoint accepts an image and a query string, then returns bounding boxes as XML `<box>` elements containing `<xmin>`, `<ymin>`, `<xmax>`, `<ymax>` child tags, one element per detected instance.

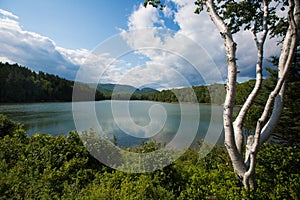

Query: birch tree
<box><xmin>144</xmin><ymin>0</ymin><xmax>300</xmax><ymax>189</ymax></box>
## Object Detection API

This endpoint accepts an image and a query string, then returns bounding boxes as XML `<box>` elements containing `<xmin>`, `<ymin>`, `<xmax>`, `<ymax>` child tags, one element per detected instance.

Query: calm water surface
<box><xmin>0</xmin><ymin>101</ymin><xmax>224</xmax><ymax>147</ymax></box>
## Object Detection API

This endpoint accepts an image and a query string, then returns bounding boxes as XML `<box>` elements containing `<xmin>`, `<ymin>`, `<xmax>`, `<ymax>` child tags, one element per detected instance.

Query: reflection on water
<box><xmin>0</xmin><ymin>101</ymin><xmax>224</xmax><ymax>147</ymax></box>
<box><xmin>0</xmin><ymin>102</ymin><xmax>75</xmax><ymax>135</ymax></box>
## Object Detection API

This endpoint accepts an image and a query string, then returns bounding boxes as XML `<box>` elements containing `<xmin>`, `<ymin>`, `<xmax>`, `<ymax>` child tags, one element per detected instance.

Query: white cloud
<box><xmin>111</xmin><ymin>0</ymin><xmax>283</xmax><ymax>88</ymax></box>
<box><xmin>0</xmin><ymin>1</ymin><xmax>284</xmax><ymax>89</ymax></box>
<box><xmin>118</xmin><ymin>29</ymin><xmax>223</xmax><ymax>88</ymax></box>
<box><xmin>128</xmin><ymin>4</ymin><xmax>162</xmax><ymax>30</ymax></box>
<box><xmin>75</xmin><ymin>52</ymin><xmax>121</xmax><ymax>83</ymax></box>
<box><xmin>0</xmin><ymin>9</ymin><xmax>19</xmax><ymax>20</ymax></box>
<box><xmin>163</xmin><ymin>6</ymin><xmax>174</xmax><ymax>18</ymax></box>
<box><xmin>0</xmin><ymin>9</ymin><xmax>115</xmax><ymax>82</ymax></box>
<box><xmin>0</xmin><ymin>56</ymin><xmax>14</xmax><ymax>64</ymax></box>
<box><xmin>113</xmin><ymin>1</ymin><xmax>225</xmax><ymax>88</ymax></box>
<box><xmin>0</xmin><ymin>10</ymin><xmax>77</xmax><ymax>78</ymax></box>
<box><xmin>56</xmin><ymin>47</ymin><xmax>90</xmax><ymax>65</ymax></box>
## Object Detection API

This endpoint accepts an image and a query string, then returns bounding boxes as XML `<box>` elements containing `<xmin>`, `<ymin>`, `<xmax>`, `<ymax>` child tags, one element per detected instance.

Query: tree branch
<box><xmin>233</xmin><ymin>0</ymin><xmax>269</xmax><ymax>155</ymax></box>
<box><xmin>243</xmin><ymin>153</ymin><xmax>256</xmax><ymax>190</ymax></box>
<box><xmin>259</xmin><ymin>0</ymin><xmax>299</xmax><ymax>145</ymax></box>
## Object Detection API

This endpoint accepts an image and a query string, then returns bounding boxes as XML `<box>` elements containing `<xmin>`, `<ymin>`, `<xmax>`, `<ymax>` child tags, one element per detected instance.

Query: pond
<box><xmin>0</xmin><ymin>100</ymin><xmax>224</xmax><ymax>147</ymax></box>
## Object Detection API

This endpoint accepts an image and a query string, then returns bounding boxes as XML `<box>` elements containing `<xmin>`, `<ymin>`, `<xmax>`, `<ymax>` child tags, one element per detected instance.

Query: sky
<box><xmin>0</xmin><ymin>0</ymin><xmax>283</xmax><ymax>89</ymax></box>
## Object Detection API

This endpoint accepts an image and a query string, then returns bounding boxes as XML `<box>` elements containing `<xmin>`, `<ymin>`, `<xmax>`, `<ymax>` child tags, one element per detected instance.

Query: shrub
<box><xmin>0</xmin><ymin>116</ymin><xmax>299</xmax><ymax>199</ymax></box>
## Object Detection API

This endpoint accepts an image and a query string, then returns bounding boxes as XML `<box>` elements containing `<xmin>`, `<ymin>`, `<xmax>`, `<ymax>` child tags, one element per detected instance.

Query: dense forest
<box><xmin>0</xmin><ymin>62</ymin><xmax>160</xmax><ymax>102</ymax></box>
<box><xmin>0</xmin><ymin>62</ymin><xmax>285</xmax><ymax>105</ymax></box>
<box><xmin>0</xmin><ymin>62</ymin><xmax>225</xmax><ymax>103</ymax></box>
<box><xmin>0</xmin><ymin>61</ymin><xmax>263</xmax><ymax>104</ymax></box>
<box><xmin>0</xmin><ymin>62</ymin><xmax>105</xmax><ymax>102</ymax></box>
<box><xmin>0</xmin><ymin>114</ymin><xmax>299</xmax><ymax>199</ymax></box>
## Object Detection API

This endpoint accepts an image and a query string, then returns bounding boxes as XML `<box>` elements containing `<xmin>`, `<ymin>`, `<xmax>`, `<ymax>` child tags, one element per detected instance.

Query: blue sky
<box><xmin>0</xmin><ymin>0</ymin><xmax>282</xmax><ymax>89</ymax></box>
<box><xmin>0</xmin><ymin>0</ymin><xmax>146</xmax><ymax>49</ymax></box>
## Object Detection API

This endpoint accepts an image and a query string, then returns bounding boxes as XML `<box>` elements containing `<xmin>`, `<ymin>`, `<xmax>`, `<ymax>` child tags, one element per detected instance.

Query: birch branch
<box><xmin>259</xmin><ymin>0</ymin><xmax>299</xmax><ymax>145</ymax></box>
<box><xmin>233</xmin><ymin>0</ymin><xmax>269</xmax><ymax>155</ymax></box>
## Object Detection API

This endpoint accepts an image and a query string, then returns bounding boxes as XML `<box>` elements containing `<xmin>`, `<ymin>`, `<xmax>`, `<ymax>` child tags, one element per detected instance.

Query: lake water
<box><xmin>0</xmin><ymin>101</ymin><xmax>224</xmax><ymax>147</ymax></box>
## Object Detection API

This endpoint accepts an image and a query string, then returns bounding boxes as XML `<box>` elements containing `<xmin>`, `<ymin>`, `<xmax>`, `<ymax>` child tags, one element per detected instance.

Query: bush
<box><xmin>0</xmin><ymin>114</ymin><xmax>17</xmax><ymax>138</ymax></box>
<box><xmin>0</xmin><ymin>115</ymin><xmax>299</xmax><ymax>199</ymax></box>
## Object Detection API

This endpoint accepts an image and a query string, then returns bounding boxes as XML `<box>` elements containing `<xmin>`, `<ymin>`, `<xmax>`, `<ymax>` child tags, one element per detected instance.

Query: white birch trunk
<box><xmin>260</xmin><ymin>0</ymin><xmax>300</xmax><ymax>143</ymax></box>
<box><xmin>233</xmin><ymin>0</ymin><xmax>269</xmax><ymax>155</ymax></box>
<box><xmin>205</xmin><ymin>0</ymin><xmax>247</xmax><ymax>181</ymax></box>
<box><xmin>245</xmin><ymin>0</ymin><xmax>299</xmax><ymax>189</ymax></box>
<box><xmin>204</xmin><ymin>0</ymin><xmax>299</xmax><ymax>190</ymax></box>
<box><xmin>145</xmin><ymin>0</ymin><xmax>300</xmax><ymax>190</ymax></box>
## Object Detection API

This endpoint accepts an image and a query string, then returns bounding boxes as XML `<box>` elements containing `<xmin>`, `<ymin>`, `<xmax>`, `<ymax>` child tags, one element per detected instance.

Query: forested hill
<box><xmin>88</xmin><ymin>83</ymin><xmax>158</xmax><ymax>94</ymax></box>
<box><xmin>0</xmin><ymin>62</ymin><xmax>105</xmax><ymax>102</ymax></box>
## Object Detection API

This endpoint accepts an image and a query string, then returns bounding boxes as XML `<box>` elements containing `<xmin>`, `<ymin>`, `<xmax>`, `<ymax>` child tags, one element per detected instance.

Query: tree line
<box><xmin>0</xmin><ymin>62</ymin><xmax>288</xmax><ymax>106</ymax></box>
<box><xmin>0</xmin><ymin>62</ymin><xmax>104</xmax><ymax>102</ymax></box>
<box><xmin>0</xmin><ymin>62</ymin><xmax>226</xmax><ymax>103</ymax></box>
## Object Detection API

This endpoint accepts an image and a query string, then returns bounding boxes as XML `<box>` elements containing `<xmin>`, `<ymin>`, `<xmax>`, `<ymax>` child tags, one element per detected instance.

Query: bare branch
<box><xmin>243</xmin><ymin>153</ymin><xmax>256</xmax><ymax>190</ymax></box>
<box><xmin>259</xmin><ymin>0</ymin><xmax>299</xmax><ymax>144</ymax></box>
<box><xmin>233</xmin><ymin>0</ymin><xmax>269</xmax><ymax>155</ymax></box>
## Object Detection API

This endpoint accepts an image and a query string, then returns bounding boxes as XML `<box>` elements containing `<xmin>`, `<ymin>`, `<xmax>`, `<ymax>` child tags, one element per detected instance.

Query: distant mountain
<box><xmin>88</xmin><ymin>83</ymin><xmax>159</xmax><ymax>94</ymax></box>
<box><xmin>136</xmin><ymin>87</ymin><xmax>158</xmax><ymax>94</ymax></box>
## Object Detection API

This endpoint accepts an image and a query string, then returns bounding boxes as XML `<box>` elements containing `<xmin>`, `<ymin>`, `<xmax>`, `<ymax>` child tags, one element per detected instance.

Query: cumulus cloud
<box><xmin>163</xmin><ymin>6</ymin><xmax>174</xmax><ymax>18</ymax></box>
<box><xmin>115</xmin><ymin>1</ymin><xmax>225</xmax><ymax>88</ymax></box>
<box><xmin>0</xmin><ymin>9</ymin><xmax>94</xmax><ymax>80</ymax></box>
<box><xmin>0</xmin><ymin>1</ymin><xmax>283</xmax><ymax>89</ymax></box>
<box><xmin>128</xmin><ymin>4</ymin><xmax>162</xmax><ymax>30</ymax></box>
<box><xmin>113</xmin><ymin>0</ymin><xmax>283</xmax><ymax>88</ymax></box>
<box><xmin>0</xmin><ymin>8</ymin><xmax>146</xmax><ymax>85</ymax></box>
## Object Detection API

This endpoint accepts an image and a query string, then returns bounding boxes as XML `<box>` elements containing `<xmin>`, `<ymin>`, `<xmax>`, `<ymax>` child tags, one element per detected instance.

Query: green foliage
<box><xmin>232</xmin><ymin>44</ymin><xmax>300</xmax><ymax>145</ymax></box>
<box><xmin>0</xmin><ymin>62</ymin><xmax>253</xmax><ymax>105</ymax></box>
<box><xmin>255</xmin><ymin>144</ymin><xmax>300</xmax><ymax>199</ymax></box>
<box><xmin>194</xmin><ymin>0</ymin><xmax>285</xmax><ymax>35</ymax></box>
<box><xmin>143</xmin><ymin>84</ymin><xmax>225</xmax><ymax>104</ymax></box>
<box><xmin>0</xmin><ymin>62</ymin><xmax>104</xmax><ymax>102</ymax></box>
<box><xmin>0</xmin><ymin>116</ymin><xmax>299</xmax><ymax>199</ymax></box>
<box><xmin>233</xmin><ymin>79</ymin><xmax>271</xmax><ymax>130</ymax></box>
<box><xmin>78</xmin><ymin>172</ymin><xmax>175</xmax><ymax>200</ymax></box>
<box><xmin>144</xmin><ymin>0</ymin><xmax>164</xmax><ymax>10</ymax></box>
<box><xmin>273</xmin><ymin>45</ymin><xmax>300</xmax><ymax>145</ymax></box>
<box><xmin>237</xmin><ymin>45</ymin><xmax>300</xmax><ymax>144</ymax></box>
<box><xmin>0</xmin><ymin>114</ymin><xmax>17</xmax><ymax>138</ymax></box>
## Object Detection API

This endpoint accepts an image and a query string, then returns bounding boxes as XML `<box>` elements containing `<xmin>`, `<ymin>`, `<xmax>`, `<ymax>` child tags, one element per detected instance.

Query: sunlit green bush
<box><xmin>0</xmin><ymin>115</ymin><xmax>299</xmax><ymax>199</ymax></box>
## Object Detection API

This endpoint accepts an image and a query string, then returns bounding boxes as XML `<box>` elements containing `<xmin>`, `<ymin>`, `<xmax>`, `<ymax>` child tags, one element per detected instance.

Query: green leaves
<box><xmin>1</xmin><ymin>116</ymin><xmax>300</xmax><ymax>199</ymax></box>
<box><xmin>194</xmin><ymin>0</ymin><xmax>286</xmax><ymax>35</ymax></box>
<box><xmin>194</xmin><ymin>1</ymin><xmax>204</xmax><ymax>14</ymax></box>
<box><xmin>144</xmin><ymin>0</ymin><xmax>165</xmax><ymax>10</ymax></box>
<box><xmin>0</xmin><ymin>114</ymin><xmax>17</xmax><ymax>138</ymax></box>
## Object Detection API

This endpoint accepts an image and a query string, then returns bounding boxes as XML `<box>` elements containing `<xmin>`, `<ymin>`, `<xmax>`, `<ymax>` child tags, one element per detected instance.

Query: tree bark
<box><xmin>260</xmin><ymin>0</ymin><xmax>299</xmax><ymax>144</ymax></box>
<box><xmin>205</xmin><ymin>0</ymin><xmax>299</xmax><ymax>190</ymax></box>
<box><xmin>205</xmin><ymin>0</ymin><xmax>247</xmax><ymax>181</ymax></box>
<box><xmin>144</xmin><ymin>0</ymin><xmax>300</xmax><ymax>191</ymax></box>
<box><xmin>233</xmin><ymin>0</ymin><xmax>269</xmax><ymax>155</ymax></box>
